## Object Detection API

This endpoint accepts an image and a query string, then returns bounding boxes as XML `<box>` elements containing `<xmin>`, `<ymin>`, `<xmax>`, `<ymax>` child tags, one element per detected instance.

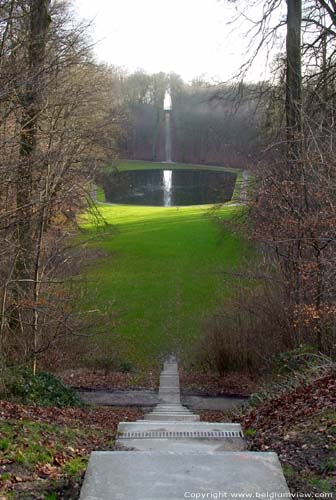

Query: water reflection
<box><xmin>102</xmin><ymin>169</ymin><xmax>236</xmax><ymax>207</ymax></box>
<box><xmin>163</xmin><ymin>170</ymin><xmax>172</xmax><ymax>206</ymax></box>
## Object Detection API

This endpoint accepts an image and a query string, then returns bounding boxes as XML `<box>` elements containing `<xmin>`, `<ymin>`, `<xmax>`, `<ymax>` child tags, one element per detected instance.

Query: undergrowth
<box><xmin>0</xmin><ymin>366</ymin><xmax>81</xmax><ymax>408</ymax></box>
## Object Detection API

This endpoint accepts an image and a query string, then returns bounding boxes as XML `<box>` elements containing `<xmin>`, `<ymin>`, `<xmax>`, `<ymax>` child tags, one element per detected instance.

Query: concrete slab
<box><xmin>159</xmin><ymin>387</ymin><xmax>180</xmax><ymax>393</ymax></box>
<box><xmin>160</xmin><ymin>383</ymin><xmax>180</xmax><ymax>390</ymax></box>
<box><xmin>144</xmin><ymin>413</ymin><xmax>200</xmax><ymax>421</ymax></box>
<box><xmin>117</xmin><ymin>422</ymin><xmax>243</xmax><ymax>433</ymax></box>
<box><xmin>162</xmin><ymin>367</ymin><xmax>178</xmax><ymax>374</ymax></box>
<box><xmin>151</xmin><ymin>404</ymin><xmax>188</xmax><ymax>410</ymax></box>
<box><xmin>162</xmin><ymin>366</ymin><xmax>178</xmax><ymax>372</ymax></box>
<box><xmin>118</xmin><ymin>437</ymin><xmax>246</xmax><ymax>452</ymax></box>
<box><xmin>148</xmin><ymin>411</ymin><xmax>193</xmax><ymax>415</ymax></box>
<box><xmin>80</xmin><ymin>451</ymin><xmax>290</xmax><ymax>500</ymax></box>
<box><xmin>161</xmin><ymin>370</ymin><xmax>179</xmax><ymax>376</ymax></box>
<box><xmin>117</xmin><ymin>422</ymin><xmax>246</xmax><ymax>452</ymax></box>
<box><xmin>151</xmin><ymin>409</ymin><xmax>191</xmax><ymax>412</ymax></box>
<box><xmin>160</xmin><ymin>382</ymin><xmax>180</xmax><ymax>390</ymax></box>
<box><xmin>159</xmin><ymin>386</ymin><xmax>181</xmax><ymax>391</ymax></box>
<box><xmin>160</xmin><ymin>374</ymin><xmax>179</xmax><ymax>380</ymax></box>
<box><xmin>147</xmin><ymin>415</ymin><xmax>194</xmax><ymax>419</ymax></box>
<box><xmin>158</xmin><ymin>393</ymin><xmax>180</xmax><ymax>404</ymax></box>
<box><xmin>163</xmin><ymin>361</ymin><xmax>178</xmax><ymax>371</ymax></box>
<box><xmin>150</xmin><ymin>405</ymin><xmax>192</xmax><ymax>412</ymax></box>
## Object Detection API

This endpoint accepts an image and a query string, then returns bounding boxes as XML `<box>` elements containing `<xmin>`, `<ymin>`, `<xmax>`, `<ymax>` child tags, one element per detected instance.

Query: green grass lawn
<box><xmin>78</xmin><ymin>202</ymin><xmax>251</xmax><ymax>369</ymax></box>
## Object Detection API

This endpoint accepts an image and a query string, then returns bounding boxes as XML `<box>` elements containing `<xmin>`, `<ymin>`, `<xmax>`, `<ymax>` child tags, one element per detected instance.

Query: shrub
<box><xmin>197</xmin><ymin>256</ymin><xmax>336</xmax><ymax>375</ymax></box>
<box><xmin>2</xmin><ymin>367</ymin><xmax>82</xmax><ymax>407</ymax></box>
<box><xmin>196</xmin><ymin>272</ymin><xmax>292</xmax><ymax>374</ymax></box>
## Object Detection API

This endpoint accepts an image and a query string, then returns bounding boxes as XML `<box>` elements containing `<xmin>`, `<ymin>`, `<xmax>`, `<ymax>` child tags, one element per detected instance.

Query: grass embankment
<box><xmin>78</xmin><ymin>202</ymin><xmax>251</xmax><ymax>369</ymax></box>
<box><xmin>0</xmin><ymin>402</ymin><xmax>143</xmax><ymax>499</ymax></box>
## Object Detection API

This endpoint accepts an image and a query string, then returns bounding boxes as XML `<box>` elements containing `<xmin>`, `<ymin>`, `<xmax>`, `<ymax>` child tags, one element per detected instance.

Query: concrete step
<box><xmin>148</xmin><ymin>408</ymin><xmax>193</xmax><ymax>413</ymax></box>
<box><xmin>159</xmin><ymin>387</ymin><xmax>180</xmax><ymax>393</ymax></box>
<box><xmin>154</xmin><ymin>404</ymin><xmax>190</xmax><ymax>408</ymax></box>
<box><xmin>148</xmin><ymin>412</ymin><xmax>193</xmax><ymax>416</ymax></box>
<box><xmin>117</xmin><ymin>421</ymin><xmax>246</xmax><ymax>452</ymax></box>
<box><xmin>80</xmin><ymin>356</ymin><xmax>290</xmax><ymax>499</ymax></box>
<box><xmin>150</xmin><ymin>407</ymin><xmax>192</xmax><ymax>413</ymax></box>
<box><xmin>157</xmin><ymin>397</ymin><xmax>181</xmax><ymax>404</ymax></box>
<box><xmin>149</xmin><ymin>413</ymin><xmax>193</xmax><ymax>417</ymax></box>
<box><xmin>160</xmin><ymin>374</ymin><xmax>179</xmax><ymax>379</ymax></box>
<box><xmin>118</xmin><ymin>436</ymin><xmax>246</xmax><ymax>452</ymax></box>
<box><xmin>146</xmin><ymin>408</ymin><xmax>193</xmax><ymax>413</ymax></box>
<box><xmin>80</xmin><ymin>451</ymin><xmax>290</xmax><ymax>500</ymax></box>
<box><xmin>144</xmin><ymin>414</ymin><xmax>200</xmax><ymax>421</ymax></box>
<box><xmin>146</xmin><ymin>410</ymin><xmax>194</xmax><ymax>413</ymax></box>
<box><xmin>117</xmin><ymin>422</ymin><xmax>244</xmax><ymax>433</ymax></box>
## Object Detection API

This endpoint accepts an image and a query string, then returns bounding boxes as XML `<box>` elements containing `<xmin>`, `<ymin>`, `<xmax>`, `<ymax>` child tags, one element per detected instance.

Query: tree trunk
<box><xmin>14</xmin><ymin>0</ymin><xmax>51</xmax><ymax>350</ymax></box>
<box><xmin>286</xmin><ymin>0</ymin><xmax>302</xmax><ymax>162</ymax></box>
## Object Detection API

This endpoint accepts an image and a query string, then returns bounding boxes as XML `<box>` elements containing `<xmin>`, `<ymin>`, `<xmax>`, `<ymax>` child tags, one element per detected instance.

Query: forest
<box><xmin>0</xmin><ymin>0</ymin><xmax>335</xmax><ymax>498</ymax></box>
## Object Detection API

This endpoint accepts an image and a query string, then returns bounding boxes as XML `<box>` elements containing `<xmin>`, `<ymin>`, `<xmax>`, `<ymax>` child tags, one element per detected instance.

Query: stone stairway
<box><xmin>80</xmin><ymin>356</ymin><xmax>290</xmax><ymax>499</ymax></box>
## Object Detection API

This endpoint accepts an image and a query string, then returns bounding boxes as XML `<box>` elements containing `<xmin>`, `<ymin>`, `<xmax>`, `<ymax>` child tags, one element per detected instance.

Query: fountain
<box><xmin>163</xmin><ymin>87</ymin><xmax>172</xmax><ymax>163</ymax></box>
<box><xmin>101</xmin><ymin>86</ymin><xmax>238</xmax><ymax>207</ymax></box>
<box><xmin>163</xmin><ymin>87</ymin><xmax>173</xmax><ymax>206</ymax></box>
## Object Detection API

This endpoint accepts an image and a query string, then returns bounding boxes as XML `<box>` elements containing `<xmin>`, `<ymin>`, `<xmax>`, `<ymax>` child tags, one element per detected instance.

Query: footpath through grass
<box><xmin>78</xmin><ymin>202</ymin><xmax>251</xmax><ymax>369</ymax></box>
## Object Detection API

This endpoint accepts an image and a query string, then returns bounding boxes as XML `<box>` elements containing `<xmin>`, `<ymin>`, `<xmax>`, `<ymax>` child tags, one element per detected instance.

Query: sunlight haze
<box><xmin>73</xmin><ymin>0</ymin><xmax>280</xmax><ymax>82</ymax></box>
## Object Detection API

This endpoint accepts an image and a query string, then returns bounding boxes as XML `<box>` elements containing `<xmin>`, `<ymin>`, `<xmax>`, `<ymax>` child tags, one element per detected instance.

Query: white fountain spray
<box><xmin>163</xmin><ymin>87</ymin><xmax>173</xmax><ymax>206</ymax></box>
<box><xmin>164</xmin><ymin>88</ymin><xmax>172</xmax><ymax>163</ymax></box>
<box><xmin>163</xmin><ymin>169</ymin><xmax>172</xmax><ymax>207</ymax></box>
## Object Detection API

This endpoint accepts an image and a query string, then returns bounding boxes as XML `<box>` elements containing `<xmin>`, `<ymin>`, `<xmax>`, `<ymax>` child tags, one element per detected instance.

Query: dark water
<box><xmin>102</xmin><ymin>169</ymin><xmax>237</xmax><ymax>207</ymax></box>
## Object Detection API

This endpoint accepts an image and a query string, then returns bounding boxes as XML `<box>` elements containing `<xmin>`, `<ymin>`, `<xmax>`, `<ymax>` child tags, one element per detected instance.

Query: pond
<box><xmin>101</xmin><ymin>169</ymin><xmax>237</xmax><ymax>207</ymax></box>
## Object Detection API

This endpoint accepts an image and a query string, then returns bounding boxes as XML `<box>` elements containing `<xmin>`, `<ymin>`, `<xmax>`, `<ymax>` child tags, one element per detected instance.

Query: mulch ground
<box><xmin>59</xmin><ymin>368</ymin><xmax>159</xmax><ymax>391</ymax></box>
<box><xmin>180</xmin><ymin>370</ymin><xmax>257</xmax><ymax>396</ymax></box>
<box><xmin>59</xmin><ymin>367</ymin><xmax>257</xmax><ymax>397</ymax></box>
<box><xmin>200</xmin><ymin>372</ymin><xmax>336</xmax><ymax>496</ymax></box>
<box><xmin>0</xmin><ymin>400</ymin><xmax>144</xmax><ymax>430</ymax></box>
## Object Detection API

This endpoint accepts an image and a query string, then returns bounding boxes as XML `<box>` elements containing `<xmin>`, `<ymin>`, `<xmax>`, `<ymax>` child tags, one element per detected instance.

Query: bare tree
<box><xmin>0</xmin><ymin>1</ymin><xmax>122</xmax><ymax>370</ymax></box>
<box><xmin>286</xmin><ymin>0</ymin><xmax>302</xmax><ymax>161</ymax></box>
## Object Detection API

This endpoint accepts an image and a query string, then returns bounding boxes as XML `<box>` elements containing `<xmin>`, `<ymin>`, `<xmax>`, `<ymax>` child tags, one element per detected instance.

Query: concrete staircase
<box><xmin>80</xmin><ymin>356</ymin><xmax>290</xmax><ymax>499</ymax></box>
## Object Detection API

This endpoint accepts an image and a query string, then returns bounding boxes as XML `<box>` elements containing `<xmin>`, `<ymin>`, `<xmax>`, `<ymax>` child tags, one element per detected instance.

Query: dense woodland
<box><xmin>0</xmin><ymin>0</ymin><xmax>123</xmax><ymax>369</ymax></box>
<box><xmin>0</xmin><ymin>1</ymin><xmax>335</xmax><ymax>497</ymax></box>
<box><xmin>116</xmin><ymin>72</ymin><xmax>262</xmax><ymax>167</ymax></box>
<box><xmin>0</xmin><ymin>0</ymin><xmax>335</xmax><ymax>372</ymax></box>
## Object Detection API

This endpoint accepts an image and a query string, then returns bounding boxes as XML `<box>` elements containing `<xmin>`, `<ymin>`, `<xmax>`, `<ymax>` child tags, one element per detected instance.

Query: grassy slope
<box><xmin>79</xmin><ymin>203</ymin><xmax>250</xmax><ymax>368</ymax></box>
<box><xmin>0</xmin><ymin>403</ymin><xmax>143</xmax><ymax>499</ymax></box>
